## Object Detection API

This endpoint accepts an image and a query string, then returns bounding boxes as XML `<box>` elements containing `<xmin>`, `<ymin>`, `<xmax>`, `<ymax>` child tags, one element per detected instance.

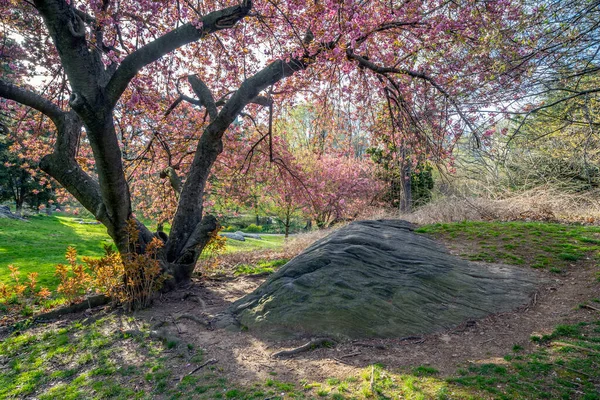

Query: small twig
<box><xmin>581</xmin><ymin>303</ymin><xmax>600</xmax><ymax>312</ymax></box>
<box><xmin>171</xmin><ymin>316</ymin><xmax>183</xmax><ymax>334</ymax></box>
<box><xmin>340</xmin><ymin>351</ymin><xmax>361</xmax><ymax>358</ymax></box>
<box><xmin>370</xmin><ymin>365</ymin><xmax>375</xmax><ymax>392</ymax></box>
<box><xmin>272</xmin><ymin>337</ymin><xmax>336</xmax><ymax>358</ymax></box>
<box><xmin>333</xmin><ymin>357</ymin><xmax>352</xmax><ymax>365</ymax></box>
<box><xmin>398</xmin><ymin>336</ymin><xmax>423</xmax><ymax>342</ymax></box>
<box><xmin>561</xmin><ymin>365</ymin><xmax>593</xmax><ymax>378</ymax></box>
<box><xmin>353</xmin><ymin>342</ymin><xmax>386</xmax><ymax>350</ymax></box>
<box><xmin>180</xmin><ymin>359</ymin><xmax>217</xmax><ymax>381</ymax></box>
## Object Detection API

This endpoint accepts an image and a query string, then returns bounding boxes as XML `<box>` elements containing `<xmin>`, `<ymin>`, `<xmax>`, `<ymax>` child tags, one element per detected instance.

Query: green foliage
<box><xmin>245</xmin><ymin>223</ymin><xmax>263</xmax><ymax>233</ymax></box>
<box><xmin>367</xmin><ymin>146</ymin><xmax>434</xmax><ymax>209</ymax></box>
<box><xmin>0</xmin><ymin>138</ymin><xmax>57</xmax><ymax>212</ymax></box>
<box><xmin>411</xmin><ymin>164</ymin><xmax>435</xmax><ymax>206</ymax></box>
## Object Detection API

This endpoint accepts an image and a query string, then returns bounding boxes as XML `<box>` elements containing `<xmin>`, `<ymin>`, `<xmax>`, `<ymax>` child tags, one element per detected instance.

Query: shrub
<box><xmin>245</xmin><ymin>223</ymin><xmax>263</xmax><ymax>233</ymax></box>
<box><xmin>86</xmin><ymin>219</ymin><xmax>169</xmax><ymax>310</ymax></box>
<box><xmin>1</xmin><ymin>219</ymin><xmax>170</xmax><ymax>322</ymax></box>
<box><xmin>55</xmin><ymin>247</ymin><xmax>92</xmax><ymax>304</ymax></box>
<box><xmin>197</xmin><ymin>226</ymin><xmax>227</xmax><ymax>272</ymax></box>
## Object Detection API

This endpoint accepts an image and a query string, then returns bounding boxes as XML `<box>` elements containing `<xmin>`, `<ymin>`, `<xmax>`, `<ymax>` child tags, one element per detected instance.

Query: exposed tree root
<box><xmin>35</xmin><ymin>295</ymin><xmax>110</xmax><ymax>321</ymax></box>
<box><xmin>176</xmin><ymin>313</ymin><xmax>212</xmax><ymax>328</ymax></box>
<box><xmin>352</xmin><ymin>342</ymin><xmax>386</xmax><ymax>350</ymax></box>
<box><xmin>272</xmin><ymin>337</ymin><xmax>337</xmax><ymax>358</ymax></box>
<box><xmin>552</xmin><ymin>341</ymin><xmax>600</xmax><ymax>355</ymax></box>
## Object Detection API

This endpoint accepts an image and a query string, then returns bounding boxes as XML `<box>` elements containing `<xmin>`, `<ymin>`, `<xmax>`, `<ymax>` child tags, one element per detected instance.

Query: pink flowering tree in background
<box><xmin>0</xmin><ymin>0</ymin><xmax>535</xmax><ymax>287</ymax></box>
<box><xmin>299</xmin><ymin>153</ymin><xmax>381</xmax><ymax>228</ymax></box>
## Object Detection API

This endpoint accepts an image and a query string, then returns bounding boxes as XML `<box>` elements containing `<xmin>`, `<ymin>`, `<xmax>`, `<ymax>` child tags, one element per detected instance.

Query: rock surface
<box><xmin>237</xmin><ymin>231</ymin><xmax>262</xmax><ymax>240</ymax></box>
<box><xmin>0</xmin><ymin>205</ymin><xmax>27</xmax><ymax>221</ymax></box>
<box><xmin>221</xmin><ymin>232</ymin><xmax>245</xmax><ymax>241</ymax></box>
<box><xmin>224</xmin><ymin>220</ymin><xmax>541</xmax><ymax>340</ymax></box>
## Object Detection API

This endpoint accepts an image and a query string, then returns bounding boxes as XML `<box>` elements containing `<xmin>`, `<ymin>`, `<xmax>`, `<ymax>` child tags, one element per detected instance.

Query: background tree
<box><xmin>0</xmin><ymin>137</ymin><xmax>57</xmax><ymax>214</ymax></box>
<box><xmin>0</xmin><ymin>0</ymin><xmax>533</xmax><ymax>289</ymax></box>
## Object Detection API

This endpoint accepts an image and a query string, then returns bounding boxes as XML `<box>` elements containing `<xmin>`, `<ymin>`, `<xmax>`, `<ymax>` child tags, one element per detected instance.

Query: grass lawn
<box><xmin>416</xmin><ymin>220</ymin><xmax>600</xmax><ymax>273</ymax></box>
<box><xmin>0</xmin><ymin>215</ymin><xmax>112</xmax><ymax>289</ymax></box>
<box><xmin>222</xmin><ymin>234</ymin><xmax>286</xmax><ymax>253</ymax></box>
<box><xmin>0</xmin><ymin>215</ymin><xmax>286</xmax><ymax>290</ymax></box>
<box><xmin>0</xmin><ymin>220</ymin><xmax>599</xmax><ymax>398</ymax></box>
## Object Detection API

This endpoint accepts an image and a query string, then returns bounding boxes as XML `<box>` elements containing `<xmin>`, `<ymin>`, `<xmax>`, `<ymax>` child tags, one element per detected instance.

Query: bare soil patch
<box><xmin>135</xmin><ymin>254</ymin><xmax>600</xmax><ymax>386</ymax></box>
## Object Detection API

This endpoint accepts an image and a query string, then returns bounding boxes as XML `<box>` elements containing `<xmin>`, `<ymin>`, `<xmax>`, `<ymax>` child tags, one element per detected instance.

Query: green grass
<box><xmin>234</xmin><ymin>258</ymin><xmax>289</xmax><ymax>276</ymax></box>
<box><xmin>1</xmin><ymin>298</ymin><xmax>599</xmax><ymax>398</ymax></box>
<box><xmin>447</xmin><ymin>321</ymin><xmax>600</xmax><ymax>399</ymax></box>
<box><xmin>0</xmin><ymin>215</ymin><xmax>286</xmax><ymax>290</ymax></box>
<box><xmin>0</xmin><ymin>215</ymin><xmax>112</xmax><ymax>289</ymax></box>
<box><xmin>416</xmin><ymin>221</ymin><xmax>600</xmax><ymax>270</ymax></box>
<box><xmin>221</xmin><ymin>235</ymin><xmax>286</xmax><ymax>253</ymax></box>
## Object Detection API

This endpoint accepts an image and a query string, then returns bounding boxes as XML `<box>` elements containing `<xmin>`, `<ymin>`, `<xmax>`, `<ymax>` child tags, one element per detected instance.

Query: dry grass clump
<box><xmin>281</xmin><ymin>228</ymin><xmax>334</xmax><ymax>255</ymax></box>
<box><xmin>400</xmin><ymin>186</ymin><xmax>600</xmax><ymax>225</ymax></box>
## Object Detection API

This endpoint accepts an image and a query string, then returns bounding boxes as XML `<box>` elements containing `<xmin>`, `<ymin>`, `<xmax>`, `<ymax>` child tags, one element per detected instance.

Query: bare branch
<box><xmin>0</xmin><ymin>79</ymin><xmax>65</xmax><ymax>125</ymax></box>
<box><xmin>106</xmin><ymin>0</ymin><xmax>253</xmax><ymax>107</ymax></box>
<box><xmin>187</xmin><ymin>75</ymin><xmax>218</xmax><ymax>120</ymax></box>
<box><xmin>346</xmin><ymin>50</ymin><xmax>481</xmax><ymax>147</ymax></box>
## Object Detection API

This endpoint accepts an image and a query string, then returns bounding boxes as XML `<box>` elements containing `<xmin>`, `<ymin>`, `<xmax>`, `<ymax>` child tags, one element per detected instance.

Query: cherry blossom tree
<box><xmin>0</xmin><ymin>0</ymin><xmax>532</xmax><ymax>287</ymax></box>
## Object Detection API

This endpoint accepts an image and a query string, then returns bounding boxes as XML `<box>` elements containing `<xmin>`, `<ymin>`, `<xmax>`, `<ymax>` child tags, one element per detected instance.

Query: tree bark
<box><xmin>400</xmin><ymin>162</ymin><xmax>412</xmax><ymax>213</ymax></box>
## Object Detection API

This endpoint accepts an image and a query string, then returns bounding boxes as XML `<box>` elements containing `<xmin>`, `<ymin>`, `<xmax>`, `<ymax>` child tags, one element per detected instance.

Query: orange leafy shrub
<box><xmin>1</xmin><ymin>220</ymin><xmax>170</xmax><ymax>322</ymax></box>
<box><xmin>0</xmin><ymin>265</ymin><xmax>51</xmax><ymax>302</ymax></box>
<box><xmin>55</xmin><ymin>247</ymin><xmax>92</xmax><ymax>304</ymax></box>
<box><xmin>0</xmin><ymin>265</ymin><xmax>52</xmax><ymax>325</ymax></box>
<box><xmin>84</xmin><ymin>244</ymin><xmax>124</xmax><ymax>300</ymax></box>
<box><xmin>71</xmin><ymin>220</ymin><xmax>169</xmax><ymax>310</ymax></box>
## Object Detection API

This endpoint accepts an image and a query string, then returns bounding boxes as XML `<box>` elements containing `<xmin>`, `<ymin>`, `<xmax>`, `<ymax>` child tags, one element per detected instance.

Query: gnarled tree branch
<box><xmin>106</xmin><ymin>0</ymin><xmax>253</xmax><ymax>107</ymax></box>
<box><xmin>187</xmin><ymin>75</ymin><xmax>218</xmax><ymax>120</ymax></box>
<box><xmin>0</xmin><ymin>79</ymin><xmax>65</xmax><ymax>125</ymax></box>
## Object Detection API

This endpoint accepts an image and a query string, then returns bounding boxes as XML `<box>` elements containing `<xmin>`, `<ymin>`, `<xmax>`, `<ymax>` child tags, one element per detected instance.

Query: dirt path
<box><xmin>137</xmin><ymin>258</ymin><xmax>600</xmax><ymax>385</ymax></box>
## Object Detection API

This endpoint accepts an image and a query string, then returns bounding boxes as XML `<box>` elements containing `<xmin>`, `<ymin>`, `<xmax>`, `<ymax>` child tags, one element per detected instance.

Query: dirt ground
<box><xmin>134</xmin><ymin>255</ymin><xmax>600</xmax><ymax>386</ymax></box>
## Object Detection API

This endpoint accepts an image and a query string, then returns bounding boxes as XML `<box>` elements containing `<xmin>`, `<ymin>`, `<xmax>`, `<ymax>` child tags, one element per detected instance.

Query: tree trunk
<box><xmin>284</xmin><ymin>213</ymin><xmax>291</xmax><ymax>239</ymax></box>
<box><xmin>400</xmin><ymin>162</ymin><xmax>412</xmax><ymax>213</ymax></box>
<box><xmin>15</xmin><ymin>198</ymin><xmax>23</xmax><ymax>216</ymax></box>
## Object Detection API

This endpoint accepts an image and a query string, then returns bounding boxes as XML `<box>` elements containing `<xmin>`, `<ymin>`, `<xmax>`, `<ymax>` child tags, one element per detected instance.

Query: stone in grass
<box><xmin>223</xmin><ymin>220</ymin><xmax>541</xmax><ymax>340</ymax></box>
<box><xmin>221</xmin><ymin>232</ymin><xmax>245</xmax><ymax>241</ymax></box>
<box><xmin>236</xmin><ymin>231</ymin><xmax>262</xmax><ymax>240</ymax></box>
<box><xmin>0</xmin><ymin>205</ymin><xmax>27</xmax><ymax>221</ymax></box>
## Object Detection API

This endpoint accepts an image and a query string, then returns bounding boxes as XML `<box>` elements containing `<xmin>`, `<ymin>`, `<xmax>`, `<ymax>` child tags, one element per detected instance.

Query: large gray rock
<box><xmin>221</xmin><ymin>232</ymin><xmax>245</xmax><ymax>241</ymax></box>
<box><xmin>0</xmin><ymin>205</ymin><xmax>27</xmax><ymax>221</ymax></box>
<box><xmin>237</xmin><ymin>231</ymin><xmax>262</xmax><ymax>240</ymax></box>
<box><xmin>224</xmin><ymin>220</ymin><xmax>541</xmax><ymax>340</ymax></box>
